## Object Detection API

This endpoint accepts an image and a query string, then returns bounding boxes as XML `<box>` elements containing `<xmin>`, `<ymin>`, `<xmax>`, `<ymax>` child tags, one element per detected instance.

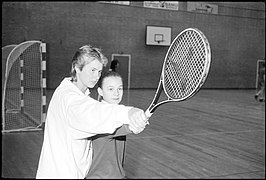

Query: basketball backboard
<box><xmin>146</xmin><ymin>25</ymin><xmax>171</xmax><ymax>46</ymax></box>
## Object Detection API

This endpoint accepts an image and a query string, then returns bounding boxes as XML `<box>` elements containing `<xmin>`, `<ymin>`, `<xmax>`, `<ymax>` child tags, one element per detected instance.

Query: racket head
<box><xmin>162</xmin><ymin>28</ymin><xmax>211</xmax><ymax>101</ymax></box>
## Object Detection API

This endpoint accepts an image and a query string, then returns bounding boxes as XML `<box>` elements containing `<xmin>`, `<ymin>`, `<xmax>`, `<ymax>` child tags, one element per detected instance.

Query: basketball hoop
<box><xmin>154</xmin><ymin>34</ymin><xmax>164</xmax><ymax>44</ymax></box>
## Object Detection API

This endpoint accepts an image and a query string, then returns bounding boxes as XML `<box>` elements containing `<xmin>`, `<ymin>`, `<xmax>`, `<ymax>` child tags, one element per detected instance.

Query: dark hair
<box><xmin>98</xmin><ymin>71</ymin><xmax>123</xmax><ymax>89</ymax></box>
<box><xmin>110</xmin><ymin>59</ymin><xmax>119</xmax><ymax>72</ymax></box>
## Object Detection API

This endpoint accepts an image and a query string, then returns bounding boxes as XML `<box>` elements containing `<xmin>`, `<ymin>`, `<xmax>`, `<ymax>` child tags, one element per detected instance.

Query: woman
<box><xmin>36</xmin><ymin>45</ymin><xmax>148</xmax><ymax>179</ymax></box>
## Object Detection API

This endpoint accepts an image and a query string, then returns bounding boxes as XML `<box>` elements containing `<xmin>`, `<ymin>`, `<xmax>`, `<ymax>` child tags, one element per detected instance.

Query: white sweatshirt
<box><xmin>36</xmin><ymin>77</ymin><xmax>132</xmax><ymax>179</ymax></box>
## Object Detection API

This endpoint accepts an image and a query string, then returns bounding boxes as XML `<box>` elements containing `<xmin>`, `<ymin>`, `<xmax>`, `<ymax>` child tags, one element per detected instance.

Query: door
<box><xmin>111</xmin><ymin>54</ymin><xmax>131</xmax><ymax>89</ymax></box>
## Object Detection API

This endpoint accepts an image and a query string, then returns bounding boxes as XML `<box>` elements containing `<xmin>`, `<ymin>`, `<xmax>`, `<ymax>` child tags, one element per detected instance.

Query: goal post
<box><xmin>2</xmin><ymin>44</ymin><xmax>17</xmax><ymax>93</ymax></box>
<box><xmin>2</xmin><ymin>40</ymin><xmax>47</xmax><ymax>133</ymax></box>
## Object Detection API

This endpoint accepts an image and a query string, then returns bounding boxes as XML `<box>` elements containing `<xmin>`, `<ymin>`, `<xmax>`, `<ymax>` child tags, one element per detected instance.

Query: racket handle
<box><xmin>145</xmin><ymin>109</ymin><xmax>153</xmax><ymax>118</ymax></box>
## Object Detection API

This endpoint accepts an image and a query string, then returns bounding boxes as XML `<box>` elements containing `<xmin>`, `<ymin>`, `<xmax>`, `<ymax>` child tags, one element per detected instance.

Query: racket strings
<box><xmin>164</xmin><ymin>30</ymin><xmax>206</xmax><ymax>99</ymax></box>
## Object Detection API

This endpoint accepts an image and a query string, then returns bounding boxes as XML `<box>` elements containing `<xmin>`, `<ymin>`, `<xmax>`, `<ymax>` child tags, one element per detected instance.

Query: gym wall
<box><xmin>2</xmin><ymin>2</ymin><xmax>265</xmax><ymax>89</ymax></box>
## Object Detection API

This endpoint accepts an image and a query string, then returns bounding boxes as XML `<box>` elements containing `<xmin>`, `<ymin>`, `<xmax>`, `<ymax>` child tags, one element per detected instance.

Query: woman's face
<box><xmin>76</xmin><ymin>59</ymin><xmax>103</xmax><ymax>90</ymax></box>
<box><xmin>98</xmin><ymin>76</ymin><xmax>123</xmax><ymax>104</ymax></box>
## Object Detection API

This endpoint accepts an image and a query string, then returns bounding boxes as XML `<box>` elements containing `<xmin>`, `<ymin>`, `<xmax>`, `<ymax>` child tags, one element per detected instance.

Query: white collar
<box><xmin>62</xmin><ymin>77</ymin><xmax>91</xmax><ymax>96</ymax></box>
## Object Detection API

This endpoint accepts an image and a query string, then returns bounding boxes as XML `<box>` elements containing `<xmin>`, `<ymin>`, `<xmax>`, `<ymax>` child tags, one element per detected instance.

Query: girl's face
<box><xmin>75</xmin><ymin>59</ymin><xmax>103</xmax><ymax>91</ymax></box>
<box><xmin>98</xmin><ymin>76</ymin><xmax>123</xmax><ymax>104</ymax></box>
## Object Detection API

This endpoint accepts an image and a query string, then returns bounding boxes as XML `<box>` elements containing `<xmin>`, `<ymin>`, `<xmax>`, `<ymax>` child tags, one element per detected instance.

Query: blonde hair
<box><xmin>70</xmin><ymin>45</ymin><xmax>108</xmax><ymax>82</ymax></box>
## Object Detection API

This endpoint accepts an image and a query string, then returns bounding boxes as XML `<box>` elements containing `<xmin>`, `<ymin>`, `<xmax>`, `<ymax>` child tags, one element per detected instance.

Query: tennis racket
<box><xmin>145</xmin><ymin>28</ymin><xmax>211</xmax><ymax>118</ymax></box>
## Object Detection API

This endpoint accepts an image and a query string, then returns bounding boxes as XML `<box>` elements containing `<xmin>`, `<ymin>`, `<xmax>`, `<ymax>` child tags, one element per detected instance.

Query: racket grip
<box><xmin>145</xmin><ymin>109</ymin><xmax>153</xmax><ymax>118</ymax></box>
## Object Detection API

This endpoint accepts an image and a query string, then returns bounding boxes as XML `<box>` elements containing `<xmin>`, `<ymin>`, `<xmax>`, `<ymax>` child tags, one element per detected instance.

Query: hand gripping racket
<box><xmin>145</xmin><ymin>28</ymin><xmax>211</xmax><ymax>118</ymax></box>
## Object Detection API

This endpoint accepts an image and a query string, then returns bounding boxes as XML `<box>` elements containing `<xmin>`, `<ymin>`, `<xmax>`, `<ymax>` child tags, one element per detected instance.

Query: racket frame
<box><xmin>146</xmin><ymin>28</ymin><xmax>211</xmax><ymax>118</ymax></box>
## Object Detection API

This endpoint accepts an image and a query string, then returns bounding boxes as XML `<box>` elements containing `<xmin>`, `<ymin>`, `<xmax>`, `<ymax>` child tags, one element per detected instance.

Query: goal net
<box><xmin>2</xmin><ymin>41</ymin><xmax>46</xmax><ymax>133</ymax></box>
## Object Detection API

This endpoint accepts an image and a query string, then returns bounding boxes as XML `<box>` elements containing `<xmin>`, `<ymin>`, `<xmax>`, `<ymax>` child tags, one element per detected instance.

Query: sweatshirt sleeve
<box><xmin>64</xmin><ymin>91</ymin><xmax>132</xmax><ymax>139</ymax></box>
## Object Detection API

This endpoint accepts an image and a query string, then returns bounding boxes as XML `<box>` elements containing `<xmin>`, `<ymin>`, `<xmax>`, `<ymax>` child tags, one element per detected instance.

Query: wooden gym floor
<box><xmin>2</xmin><ymin>89</ymin><xmax>265</xmax><ymax>179</ymax></box>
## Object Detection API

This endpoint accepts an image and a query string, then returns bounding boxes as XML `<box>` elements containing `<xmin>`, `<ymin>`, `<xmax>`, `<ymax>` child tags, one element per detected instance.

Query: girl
<box><xmin>86</xmin><ymin>71</ymin><xmax>131</xmax><ymax>179</ymax></box>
